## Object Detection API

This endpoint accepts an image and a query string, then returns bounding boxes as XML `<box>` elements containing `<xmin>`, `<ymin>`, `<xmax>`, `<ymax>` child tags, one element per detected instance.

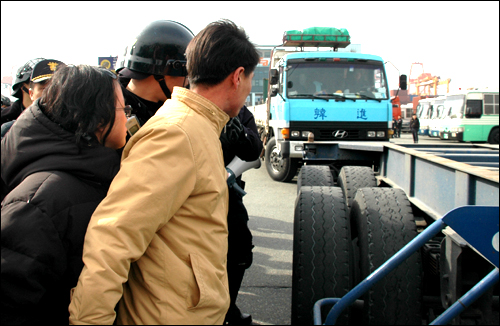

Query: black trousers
<box><xmin>412</xmin><ymin>129</ymin><xmax>419</xmax><ymax>142</ymax></box>
<box><xmin>226</xmin><ymin>183</ymin><xmax>253</xmax><ymax>320</ymax></box>
<box><xmin>226</xmin><ymin>258</ymin><xmax>250</xmax><ymax>319</ymax></box>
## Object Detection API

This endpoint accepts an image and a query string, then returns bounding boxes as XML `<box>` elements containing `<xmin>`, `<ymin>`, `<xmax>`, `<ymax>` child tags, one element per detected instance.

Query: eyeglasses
<box><xmin>117</xmin><ymin>105</ymin><xmax>132</xmax><ymax>118</ymax></box>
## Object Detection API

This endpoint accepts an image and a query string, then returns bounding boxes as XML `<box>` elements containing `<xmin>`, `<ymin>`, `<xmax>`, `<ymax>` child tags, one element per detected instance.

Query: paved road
<box><xmin>234</xmin><ymin>132</ymin><xmax>462</xmax><ymax>325</ymax></box>
<box><xmin>237</xmin><ymin>160</ymin><xmax>296</xmax><ymax>325</ymax></box>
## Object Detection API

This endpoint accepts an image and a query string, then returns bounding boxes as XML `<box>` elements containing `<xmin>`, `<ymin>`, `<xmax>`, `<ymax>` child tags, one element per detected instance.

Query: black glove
<box><xmin>223</xmin><ymin>117</ymin><xmax>245</xmax><ymax>144</ymax></box>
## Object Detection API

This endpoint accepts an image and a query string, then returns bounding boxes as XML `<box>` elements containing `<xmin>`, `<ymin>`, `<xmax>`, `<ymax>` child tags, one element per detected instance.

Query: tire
<box><xmin>292</xmin><ymin>186</ymin><xmax>350</xmax><ymax>325</ymax></box>
<box><xmin>350</xmin><ymin>187</ymin><xmax>422</xmax><ymax>325</ymax></box>
<box><xmin>488</xmin><ymin>127</ymin><xmax>499</xmax><ymax>144</ymax></box>
<box><xmin>337</xmin><ymin>166</ymin><xmax>377</xmax><ymax>210</ymax></box>
<box><xmin>265</xmin><ymin>137</ymin><xmax>298</xmax><ymax>182</ymax></box>
<box><xmin>297</xmin><ymin>165</ymin><xmax>334</xmax><ymax>194</ymax></box>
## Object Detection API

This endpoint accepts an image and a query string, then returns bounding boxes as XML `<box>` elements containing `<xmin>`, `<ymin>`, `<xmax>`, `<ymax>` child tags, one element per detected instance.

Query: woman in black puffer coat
<box><xmin>1</xmin><ymin>65</ymin><xmax>128</xmax><ymax>325</ymax></box>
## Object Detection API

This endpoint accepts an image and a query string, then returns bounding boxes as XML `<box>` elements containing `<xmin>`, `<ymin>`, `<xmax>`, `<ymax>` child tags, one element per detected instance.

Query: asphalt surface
<box><xmin>233</xmin><ymin>132</ymin><xmax>462</xmax><ymax>325</ymax></box>
<box><xmin>237</xmin><ymin>160</ymin><xmax>296</xmax><ymax>325</ymax></box>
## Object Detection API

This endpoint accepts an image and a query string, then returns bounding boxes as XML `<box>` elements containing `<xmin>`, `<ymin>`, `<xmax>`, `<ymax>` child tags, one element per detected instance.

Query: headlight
<box><xmin>301</xmin><ymin>131</ymin><xmax>311</xmax><ymax>138</ymax></box>
<box><xmin>367</xmin><ymin>131</ymin><xmax>376</xmax><ymax>137</ymax></box>
<box><xmin>376</xmin><ymin>131</ymin><xmax>385</xmax><ymax>137</ymax></box>
<box><xmin>291</xmin><ymin>130</ymin><xmax>300</xmax><ymax>137</ymax></box>
<box><xmin>458</xmin><ymin>127</ymin><xmax>464</xmax><ymax>132</ymax></box>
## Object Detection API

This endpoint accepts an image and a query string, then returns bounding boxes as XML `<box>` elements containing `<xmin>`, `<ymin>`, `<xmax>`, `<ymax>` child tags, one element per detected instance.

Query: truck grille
<box><xmin>319</xmin><ymin>129</ymin><xmax>360</xmax><ymax>140</ymax></box>
<box><xmin>289</xmin><ymin>121</ymin><xmax>388</xmax><ymax>141</ymax></box>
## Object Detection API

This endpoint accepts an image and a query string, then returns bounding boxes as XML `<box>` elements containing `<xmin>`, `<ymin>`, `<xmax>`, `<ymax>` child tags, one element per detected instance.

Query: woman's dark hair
<box><xmin>186</xmin><ymin>19</ymin><xmax>260</xmax><ymax>87</ymax></box>
<box><xmin>41</xmin><ymin>65</ymin><xmax>118</xmax><ymax>146</ymax></box>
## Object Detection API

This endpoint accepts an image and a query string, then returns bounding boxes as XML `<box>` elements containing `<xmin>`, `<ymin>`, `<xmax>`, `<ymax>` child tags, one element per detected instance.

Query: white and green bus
<box><xmin>439</xmin><ymin>90</ymin><xmax>499</xmax><ymax>144</ymax></box>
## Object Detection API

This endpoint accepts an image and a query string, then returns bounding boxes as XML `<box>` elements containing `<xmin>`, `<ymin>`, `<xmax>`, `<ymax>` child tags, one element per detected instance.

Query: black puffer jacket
<box><xmin>1</xmin><ymin>98</ymin><xmax>25</xmax><ymax>124</ymax></box>
<box><xmin>1</xmin><ymin>99</ymin><xmax>121</xmax><ymax>325</ymax></box>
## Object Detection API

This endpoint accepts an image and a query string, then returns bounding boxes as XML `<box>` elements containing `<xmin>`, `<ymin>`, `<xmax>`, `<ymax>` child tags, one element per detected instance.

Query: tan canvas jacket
<box><xmin>69</xmin><ymin>87</ymin><xmax>230</xmax><ymax>325</ymax></box>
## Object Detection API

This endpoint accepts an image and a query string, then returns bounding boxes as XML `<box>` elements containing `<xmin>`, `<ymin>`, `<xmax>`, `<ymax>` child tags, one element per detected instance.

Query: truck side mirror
<box><xmin>270</xmin><ymin>88</ymin><xmax>278</xmax><ymax>97</ymax></box>
<box><xmin>270</xmin><ymin>69</ymin><xmax>279</xmax><ymax>85</ymax></box>
<box><xmin>399</xmin><ymin>74</ymin><xmax>407</xmax><ymax>91</ymax></box>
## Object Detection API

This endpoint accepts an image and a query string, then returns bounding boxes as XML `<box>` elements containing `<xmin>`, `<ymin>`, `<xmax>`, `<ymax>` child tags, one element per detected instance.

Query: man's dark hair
<box><xmin>41</xmin><ymin>65</ymin><xmax>119</xmax><ymax>146</ymax></box>
<box><xmin>186</xmin><ymin>19</ymin><xmax>260</xmax><ymax>87</ymax></box>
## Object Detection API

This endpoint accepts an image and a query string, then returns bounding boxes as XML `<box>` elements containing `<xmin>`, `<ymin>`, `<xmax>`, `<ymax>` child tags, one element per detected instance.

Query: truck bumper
<box><xmin>302</xmin><ymin>141</ymin><xmax>384</xmax><ymax>161</ymax></box>
<box><xmin>278</xmin><ymin>140</ymin><xmax>305</xmax><ymax>159</ymax></box>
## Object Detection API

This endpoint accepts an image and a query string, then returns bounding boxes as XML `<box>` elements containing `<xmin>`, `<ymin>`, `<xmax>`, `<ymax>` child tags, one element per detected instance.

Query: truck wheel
<box><xmin>265</xmin><ymin>137</ymin><xmax>298</xmax><ymax>182</ymax></box>
<box><xmin>297</xmin><ymin>165</ymin><xmax>334</xmax><ymax>194</ymax></box>
<box><xmin>488</xmin><ymin>127</ymin><xmax>499</xmax><ymax>144</ymax></box>
<box><xmin>337</xmin><ymin>166</ymin><xmax>377</xmax><ymax>210</ymax></box>
<box><xmin>292</xmin><ymin>186</ymin><xmax>350</xmax><ymax>325</ymax></box>
<box><xmin>350</xmin><ymin>188</ymin><xmax>422</xmax><ymax>325</ymax></box>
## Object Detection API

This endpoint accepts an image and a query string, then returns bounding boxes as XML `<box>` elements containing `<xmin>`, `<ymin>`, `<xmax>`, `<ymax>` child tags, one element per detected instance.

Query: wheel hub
<box><xmin>270</xmin><ymin>147</ymin><xmax>284</xmax><ymax>173</ymax></box>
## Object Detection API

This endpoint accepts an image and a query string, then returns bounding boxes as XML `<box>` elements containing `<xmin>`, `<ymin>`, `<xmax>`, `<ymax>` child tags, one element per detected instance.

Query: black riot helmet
<box><xmin>124</xmin><ymin>20</ymin><xmax>194</xmax><ymax>78</ymax></box>
<box><xmin>12</xmin><ymin>58</ymin><xmax>45</xmax><ymax>98</ymax></box>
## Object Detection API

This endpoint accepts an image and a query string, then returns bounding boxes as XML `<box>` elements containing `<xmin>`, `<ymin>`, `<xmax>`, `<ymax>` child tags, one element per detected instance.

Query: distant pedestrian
<box><xmin>392</xmin><ymin>117</ymin><xmax>398</xmax><ymax>138</ymax></box>
<box><xmin>410</xmin><ymin>113</ymin><xmax>420</xmax><ymax>143</ymax></box>
<box><xmin>396</xmin><ymin>115</ymin><xmax>403</xmax><ymax>138</ymax></box>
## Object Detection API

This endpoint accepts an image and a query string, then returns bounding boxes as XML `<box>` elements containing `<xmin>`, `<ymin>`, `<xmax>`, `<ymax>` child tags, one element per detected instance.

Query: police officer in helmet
<box><xmin>117</xmin><ymin>20</ymin><xmax>194</xmax><ymax>126</ymax></box>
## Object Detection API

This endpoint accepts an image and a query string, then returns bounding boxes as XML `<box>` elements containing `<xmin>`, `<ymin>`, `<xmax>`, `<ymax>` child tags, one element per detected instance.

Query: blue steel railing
<box><xmin>313</xmin><ymin>206</ymin><xmax>499</xmax><ymax>325</ymax></box>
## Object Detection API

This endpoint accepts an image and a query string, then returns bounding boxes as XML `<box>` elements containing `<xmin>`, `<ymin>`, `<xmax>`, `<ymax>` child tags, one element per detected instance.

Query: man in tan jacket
<box><xmin>68</xmin><ymin>19</ymin><xmax>260</xmax><ymax>325</ymax></box>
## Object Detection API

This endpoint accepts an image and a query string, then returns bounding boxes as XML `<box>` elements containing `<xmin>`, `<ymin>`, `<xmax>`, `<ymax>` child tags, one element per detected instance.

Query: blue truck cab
<box><xmin>261</xmin><ymin>29</ymin><xmax>399</xmax><ymax>181</ymax></box>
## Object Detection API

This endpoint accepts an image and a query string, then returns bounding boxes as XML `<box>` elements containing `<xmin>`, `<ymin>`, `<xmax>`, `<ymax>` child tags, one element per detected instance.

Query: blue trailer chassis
<box><xmin>313</xmin><ymin>206</ymin><xmax>499</xmax><ymax>325</ymax></box>
<box><xmin>299</xmin><ymin>141</ymin><xmax>499</xmax><ymax>324</ymax></box>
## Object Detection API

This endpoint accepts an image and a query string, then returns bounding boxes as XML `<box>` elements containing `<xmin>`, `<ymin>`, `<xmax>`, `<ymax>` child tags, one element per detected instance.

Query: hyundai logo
<box><xmin>333</xmin><ymin>130</ymin><xmax>348</xmax><ymax>138</ymax></box>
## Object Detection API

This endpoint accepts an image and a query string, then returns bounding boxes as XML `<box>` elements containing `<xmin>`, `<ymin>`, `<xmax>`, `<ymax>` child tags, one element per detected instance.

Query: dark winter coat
<box><xmin>1</xmin><ymin>99</ymin><xmax>121</xmax><ymax>324</ymax></box>
<box><xmin>410</xmin><ymin>117</ymin><xmax>420</xmax><ymax>131</ymax></box>
<box><xmin>397</xmin><ymin>118</ymin><xmax>403</xmax><ymax>129</ymax></box>
<box><xmin>1</xmin><ymin>99</ymin><xmax>25</xmax><ymax>124</ymax></box>
<box><xmin>220</xmin><ymin>106</ymin><xmax>263</xmax><ymax>261</ymax></box>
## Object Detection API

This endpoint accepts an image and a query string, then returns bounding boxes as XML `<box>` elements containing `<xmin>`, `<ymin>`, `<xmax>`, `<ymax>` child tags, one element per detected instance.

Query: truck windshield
<box><xmin>286</xmin><ymin>62</ymin><xmax>388</xmax><ymax>100</ymax></box>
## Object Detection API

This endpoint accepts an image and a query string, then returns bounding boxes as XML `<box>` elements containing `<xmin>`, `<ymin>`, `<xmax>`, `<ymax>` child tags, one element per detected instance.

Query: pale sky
<box><xmin>2</xmin><ymin>1</ymin><xmax>499</xmax><ymax>93</ymax></box>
